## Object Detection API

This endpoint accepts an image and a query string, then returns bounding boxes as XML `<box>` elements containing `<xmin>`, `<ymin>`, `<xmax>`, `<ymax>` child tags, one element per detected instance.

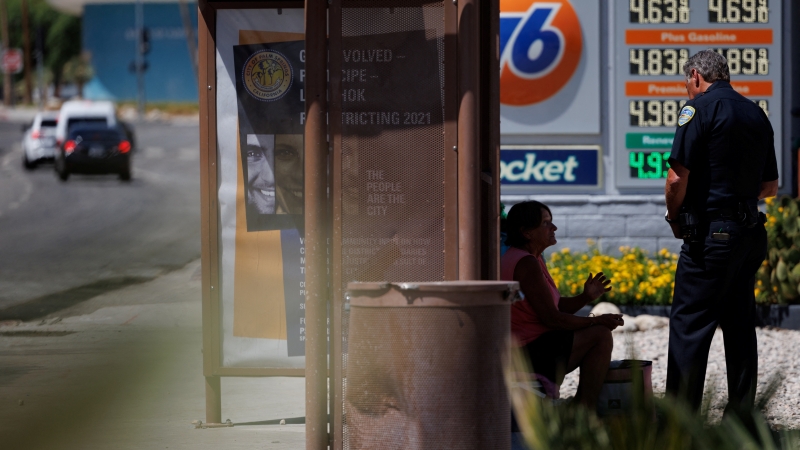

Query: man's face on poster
<box><xmin>245</xmin><ymin>134</ymin><xmax>276</xmax><ymax>214</ymax></box>
<box><xmin>274</xmin><ymin>134</ymin><xmax>304</xmax><ymax>214</ymax></box>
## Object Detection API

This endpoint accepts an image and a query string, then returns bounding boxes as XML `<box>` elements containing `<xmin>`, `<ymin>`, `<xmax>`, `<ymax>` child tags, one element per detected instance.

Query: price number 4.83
<box><xmin>630</xmin><ymin>48</ymin><xmax>689</xmax><ymax>76</ymax></box>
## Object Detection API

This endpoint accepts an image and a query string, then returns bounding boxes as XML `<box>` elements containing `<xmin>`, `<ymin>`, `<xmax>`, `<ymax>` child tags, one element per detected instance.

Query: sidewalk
<box><xmin>0</xmin><ymin>260</ymin><xmax>306</xmax><ymax>450</ymax></box>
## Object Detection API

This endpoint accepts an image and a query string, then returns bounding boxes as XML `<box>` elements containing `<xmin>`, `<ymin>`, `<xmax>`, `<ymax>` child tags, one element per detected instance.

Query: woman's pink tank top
<box><xmin>501</xmin><ymin>247</ymin><xmax>561</xmax><ymax>346</ymax></box>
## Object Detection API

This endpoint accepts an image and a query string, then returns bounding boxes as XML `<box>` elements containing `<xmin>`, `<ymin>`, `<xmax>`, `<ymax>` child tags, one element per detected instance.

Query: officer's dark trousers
<box><xmin>666</xmin><ymin>220</ymin><xmax>766</xmax><ymax>418</ymax></box>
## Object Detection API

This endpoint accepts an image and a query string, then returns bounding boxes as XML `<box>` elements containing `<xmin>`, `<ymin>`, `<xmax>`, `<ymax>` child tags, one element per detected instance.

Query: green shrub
<box><xmin>758</xmin><ymin>196</ymin><xmax>800</xmax><ymax>304</ymax></box>
<box><xmin>505</xmin><ymin>344</ymin><xmax>800</xmax><ymax>450</ymax></box>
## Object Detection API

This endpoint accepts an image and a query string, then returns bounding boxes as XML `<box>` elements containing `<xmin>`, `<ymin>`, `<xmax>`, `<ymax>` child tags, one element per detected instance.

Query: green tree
<box><xmin>3</xmin><ymin>0</ymin><xmax>81</xmax><ymax>99</ymax></box>
<box><xmin>61</xmin><ymin>53</ymin><xmax>92</xmax><ymax>97</ymax></box>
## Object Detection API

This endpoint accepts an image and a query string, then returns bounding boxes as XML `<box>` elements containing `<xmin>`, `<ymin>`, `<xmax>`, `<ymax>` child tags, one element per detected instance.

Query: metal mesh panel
<box><xmin>339</xmin><ymin>3</ymin><xmax>446</xmax><ymax>447</ymax></box>
<box><xmin>346</xmin><ymin>305</ymin><xmax>510</xmax><ymax>449</ymax></box>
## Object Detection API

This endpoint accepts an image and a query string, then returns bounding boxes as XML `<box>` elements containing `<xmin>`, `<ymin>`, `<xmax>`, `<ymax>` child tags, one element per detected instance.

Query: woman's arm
<box><xmin>515</xmin><ymin>257</ymin><xmax>618</xmax><ymax>330</ymax></box>
<box><xmin>558</xmin><ymin>272</ymin><xmax>612</xmax><ymax>314</ymax></box>
<box><xmin>558</xmin><ymin>293</ymin><xmax>592</xmax><ymax>315</ymax></box>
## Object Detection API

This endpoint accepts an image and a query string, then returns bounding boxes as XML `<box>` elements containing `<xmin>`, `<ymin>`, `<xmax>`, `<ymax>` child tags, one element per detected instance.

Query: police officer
<box><xmin>664</xmin><ymin>49</ymin><xmax>778</xmax><ymax>422</ymax></box>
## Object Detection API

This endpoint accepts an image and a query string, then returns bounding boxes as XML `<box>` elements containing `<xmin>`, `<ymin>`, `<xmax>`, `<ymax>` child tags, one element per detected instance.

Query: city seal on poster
<box><xmin>235</xmin><ymin>41</ymin><xmax>305</xmax><ymax>231</ymax></box>
<box><xmin>242</xmin><ymin>49</ymin><xmax>294</xmax><ymax>102</ymax></box>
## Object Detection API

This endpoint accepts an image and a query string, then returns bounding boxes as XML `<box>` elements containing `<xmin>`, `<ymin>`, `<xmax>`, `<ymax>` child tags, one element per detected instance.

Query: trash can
<box><xmin>345</xmin><ymin>281</ymin><xmax>521</xmax><ymax>450</ymax></box>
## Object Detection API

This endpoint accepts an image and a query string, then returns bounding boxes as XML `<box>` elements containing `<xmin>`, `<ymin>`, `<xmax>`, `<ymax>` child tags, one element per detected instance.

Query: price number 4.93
<box><xmin>630</xmin><ymin>151</ymin><xmax>670</xmax><ymax>179</ymax></box>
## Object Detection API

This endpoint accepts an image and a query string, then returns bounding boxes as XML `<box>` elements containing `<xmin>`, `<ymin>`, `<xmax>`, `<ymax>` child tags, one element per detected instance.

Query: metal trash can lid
<box><xmin>346</xmin><ymin>281</ymin><xmax>521</xmax><ymax>307</ymax></box>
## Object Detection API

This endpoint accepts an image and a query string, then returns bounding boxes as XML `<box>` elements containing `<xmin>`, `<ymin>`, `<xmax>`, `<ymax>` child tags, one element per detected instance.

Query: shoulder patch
<box><xmin>678</xmin><ymin>106</ymin><xmax>696</xmax><ymax>126</ymax></box>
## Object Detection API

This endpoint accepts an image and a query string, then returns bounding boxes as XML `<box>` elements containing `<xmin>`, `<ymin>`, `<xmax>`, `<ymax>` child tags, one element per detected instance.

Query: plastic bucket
<box><xmin>597</xmin><ymin>359</ymin><xmax>653</xmax><ymax>416</ymax></box>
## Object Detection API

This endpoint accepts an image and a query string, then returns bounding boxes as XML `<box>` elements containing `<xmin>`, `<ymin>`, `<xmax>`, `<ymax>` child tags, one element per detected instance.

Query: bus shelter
<box><xmin>197</xmin><ymin>0</ymin><xmax>500</xmax><ymax>447</ymax></box>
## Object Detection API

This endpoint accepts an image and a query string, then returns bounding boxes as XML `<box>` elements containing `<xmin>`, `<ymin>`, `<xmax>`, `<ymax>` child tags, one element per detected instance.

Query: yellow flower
<box><xmin>561</xmin><ymin>248</ymin><xmax>570</xmax><ymax>254</ymax></box>
<box><xmin>754</xmin><ymin>288</ymin><xmax>761</xmax><ymax>296</ymax></box>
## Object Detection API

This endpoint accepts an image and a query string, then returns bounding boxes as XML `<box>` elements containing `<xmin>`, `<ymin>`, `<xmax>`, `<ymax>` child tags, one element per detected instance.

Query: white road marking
<box><xmin>143</xmin><ymin>147</ymin><xmax>165</xmax><ymax>159</ymax></box>
<box><xmin>0</xmin><ymin>143</ymin><xmax>33</xmax><ymax>215</ymax></box>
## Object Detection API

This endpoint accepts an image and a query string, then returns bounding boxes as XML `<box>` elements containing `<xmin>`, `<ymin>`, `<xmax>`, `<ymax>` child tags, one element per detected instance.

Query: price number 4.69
<box><xmin>709</xmin><ymin>0</ymin><xmax>769</xmax><ymax>23</ymax></box>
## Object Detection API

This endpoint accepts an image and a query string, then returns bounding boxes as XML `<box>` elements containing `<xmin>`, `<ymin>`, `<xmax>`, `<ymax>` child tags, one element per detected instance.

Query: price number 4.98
<box><xmin>629</xmin><ymin>100</ymin><xmax>686</xmax><ymax>127</ymax></box>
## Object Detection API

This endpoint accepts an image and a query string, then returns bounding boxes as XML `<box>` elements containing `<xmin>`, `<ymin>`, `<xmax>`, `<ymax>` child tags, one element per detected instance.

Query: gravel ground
<box><xmin>560</xmin><ymin>326</ymin><xmax>800</xmax><ymax>430</ymax></box>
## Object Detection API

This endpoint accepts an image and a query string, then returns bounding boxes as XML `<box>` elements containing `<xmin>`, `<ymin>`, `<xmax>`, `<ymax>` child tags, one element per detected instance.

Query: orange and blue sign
<box><xmin>500</xmin><ymin>0</ymin><xmax>583</xmax><ymax>106</ymax></box>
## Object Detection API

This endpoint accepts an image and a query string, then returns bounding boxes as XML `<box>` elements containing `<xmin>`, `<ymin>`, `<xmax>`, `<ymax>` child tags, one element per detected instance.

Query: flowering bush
<box><xmin>756</xmin><ymin>195</ymin><xmax>800</xmax><ymax>304</ymax></box>
<box><xmin>546</xmin><ymin>241</ymin><xmax>677</xmax><ymax>305</ymax></box>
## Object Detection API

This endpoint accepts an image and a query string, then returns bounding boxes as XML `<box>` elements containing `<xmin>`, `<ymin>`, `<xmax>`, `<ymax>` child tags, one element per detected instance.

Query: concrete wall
<box><xmin>82</xmin><ymin>3</ymin><xmax>199</xmax><ymax>102</ymax></box>
<box><xmin>501</xmin><ymin>195</ymin><xmax>683</xmax><ymax>257</ymax></box>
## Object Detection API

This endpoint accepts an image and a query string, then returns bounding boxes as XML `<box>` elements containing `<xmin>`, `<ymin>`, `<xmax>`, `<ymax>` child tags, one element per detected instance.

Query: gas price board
<box><xmin>614</xmin><ymin>0</ymin><xmax>782</xmax><ymax>188</ymax></box>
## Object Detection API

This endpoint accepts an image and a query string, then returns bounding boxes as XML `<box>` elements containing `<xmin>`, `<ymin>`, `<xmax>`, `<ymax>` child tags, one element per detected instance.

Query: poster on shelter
<box><xmin>234</xmin><ymin>41</ymin><xmax>304</xmax><ymax>231</ymax></box>
<box><xmin>216</xmin><ymin>10</ymin><xmax>307</xmax><ymax>366</ymax></box>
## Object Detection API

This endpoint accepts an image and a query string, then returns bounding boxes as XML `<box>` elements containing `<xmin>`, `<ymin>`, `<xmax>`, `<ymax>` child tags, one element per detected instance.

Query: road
<box><xmin>0</xmin><ymin>119</ymin><xmax>201</xmax><ymax>318</ymax></box>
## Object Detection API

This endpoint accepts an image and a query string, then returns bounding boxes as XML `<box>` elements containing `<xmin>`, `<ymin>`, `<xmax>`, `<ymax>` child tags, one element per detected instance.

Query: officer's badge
<box><xmin>242</xmin><ymin>50</ymin><xmax>293</xmax><ymax>102</ymax></box>
<box><xmin>678</xmin><ymin>106</ymin><xmax>696</xmax><ymax>126</ymax></box>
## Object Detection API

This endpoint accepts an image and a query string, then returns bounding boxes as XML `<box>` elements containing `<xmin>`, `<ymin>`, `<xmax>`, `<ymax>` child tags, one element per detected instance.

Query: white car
<box><xmin>54</xmin><ymin>100</ymin><xmax>117</xmax><ymax>147</ymax></box>
<box><xmin>22</xmin><ymin>111</ymin><xmax>60</xmax><ymax>170</ymax></box>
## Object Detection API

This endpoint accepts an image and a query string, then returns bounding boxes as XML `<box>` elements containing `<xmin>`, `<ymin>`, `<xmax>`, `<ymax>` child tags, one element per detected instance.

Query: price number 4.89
<box><xmin>708</xmin><ymin>0</ymin><xmax>769</xmax><ymax>23</ymax></box>
<box><xmin>714</xmin><ymin>48</ymin><xmax>769</xmax><ymax>75</ymax></box>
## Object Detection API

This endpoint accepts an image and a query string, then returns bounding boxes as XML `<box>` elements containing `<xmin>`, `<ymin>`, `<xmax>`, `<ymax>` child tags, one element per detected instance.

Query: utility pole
<box><xmin>0</xmin><ymin>0</ymin><xmax>10</xmax><ymax>107</ymax></box>
<box><xmin>35</xmin><ymin>26</ymin><xmax>44</xmax><ymax>108</ymax></box>
<box><xmin>21</xmin><ymin>0</ymin><xmax>32</xmax><ymax>105</ymax></box>
<box><xmin>135</xmin><ymin>0</ymin><xmax>145</xmax><ymax>119</ymax></box>
<box><xmin>178</xmin><ymin>0</ymin><xmax>198</xmax><ymax>83</ymax></box>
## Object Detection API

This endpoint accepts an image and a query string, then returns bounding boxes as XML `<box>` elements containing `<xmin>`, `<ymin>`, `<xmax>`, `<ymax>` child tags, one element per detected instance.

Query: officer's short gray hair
<box><xmin>683</xmin><ymin>49</ymin><xmax>730</xmax><ymax>83</ymax></box>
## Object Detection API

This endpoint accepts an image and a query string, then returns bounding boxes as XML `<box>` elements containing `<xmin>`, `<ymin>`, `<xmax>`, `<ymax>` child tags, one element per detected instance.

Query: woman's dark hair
<box><xmin>504</xmin><ymin>201</ymin><xmax>551</xmax><ymax>248</ymax></box>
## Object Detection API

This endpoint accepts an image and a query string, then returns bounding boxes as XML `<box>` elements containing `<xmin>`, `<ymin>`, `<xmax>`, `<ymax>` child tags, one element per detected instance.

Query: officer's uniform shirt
<box><xmin>668</xmin><ymin>80</ymin><xmax>778</xmax><ymax>215</ymax></box>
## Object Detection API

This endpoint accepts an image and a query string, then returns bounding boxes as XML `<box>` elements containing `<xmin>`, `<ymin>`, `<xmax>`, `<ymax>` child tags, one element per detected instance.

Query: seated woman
<box><xmin>502</xmin><ymin>201</ymin><xmax>623</xmax><ymax>408</ymax></box>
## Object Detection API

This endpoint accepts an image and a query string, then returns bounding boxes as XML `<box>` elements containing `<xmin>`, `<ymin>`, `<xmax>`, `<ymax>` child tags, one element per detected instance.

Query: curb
<box><xmin>577</xmin><ymin>304</ymin><xmax>800</xmax><ymax>330</ymax></box>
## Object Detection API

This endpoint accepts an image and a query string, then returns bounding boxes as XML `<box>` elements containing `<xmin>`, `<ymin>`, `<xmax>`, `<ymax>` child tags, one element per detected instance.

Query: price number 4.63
<box><xmin>630</xmin><ymin>0</ymin><xmax>690</xmax><ymax>24</ymax></box>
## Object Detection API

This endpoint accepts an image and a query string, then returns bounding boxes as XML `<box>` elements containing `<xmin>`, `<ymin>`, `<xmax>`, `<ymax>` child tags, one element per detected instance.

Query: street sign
<box><xmin>1</xmin><ymin>48</ymin><xmax>23</xmax><ymax>74</ymax></box>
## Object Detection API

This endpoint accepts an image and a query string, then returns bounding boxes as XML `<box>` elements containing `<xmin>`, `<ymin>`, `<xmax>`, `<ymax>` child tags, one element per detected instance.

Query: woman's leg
<box><xmin>566</xmin><ymin>325</ymin><xmax>613</xmax><ymax>409</ymax></box>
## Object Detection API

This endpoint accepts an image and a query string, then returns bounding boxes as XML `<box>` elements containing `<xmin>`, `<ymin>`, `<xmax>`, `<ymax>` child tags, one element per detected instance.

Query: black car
<box><xmin>55</xmin><ymin>125</ymin><xmax>133</xmax><ymax>181</ymax></box>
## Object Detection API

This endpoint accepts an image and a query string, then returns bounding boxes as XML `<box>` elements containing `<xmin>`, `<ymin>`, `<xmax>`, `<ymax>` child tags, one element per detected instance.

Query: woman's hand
<box><xmin>593</xmin><ymin>314</ymin><xmax>624</xmax><ymax>330</ymax></box>
<box><xmin>583</xmin><ymin>272</ymin><xmax>612</xmax><ymax>301</ymax></box>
